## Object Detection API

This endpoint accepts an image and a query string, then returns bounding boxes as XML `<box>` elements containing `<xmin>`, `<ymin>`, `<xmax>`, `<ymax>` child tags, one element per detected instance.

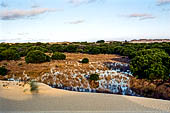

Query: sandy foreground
<box><xmin>0</xmin><ymin>81</ymin><xmax>170</xmax><ymax>113</ymax></box>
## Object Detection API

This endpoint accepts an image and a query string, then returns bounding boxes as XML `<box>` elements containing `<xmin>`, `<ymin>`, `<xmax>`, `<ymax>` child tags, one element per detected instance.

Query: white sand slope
<box><xmin>0</xmin><ymin>81</ymin><xmax>170</xmax><ymax>113</ymax></box>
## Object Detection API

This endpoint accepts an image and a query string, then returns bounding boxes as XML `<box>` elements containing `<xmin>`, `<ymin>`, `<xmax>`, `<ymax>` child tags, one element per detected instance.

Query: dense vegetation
<box><xmin>130</xmin><ymin>49</ymin><xmax>170</xmax><ymax>80</ymax></box>
<box><xmin>51</xmin><ymin>52</ymin><xmax>66</xmax><ymax>60</ymax></box>
<box><xmin>0</xmin><ymin>41</ymin><xmax>170</xmax><ymax>80</ymax></box>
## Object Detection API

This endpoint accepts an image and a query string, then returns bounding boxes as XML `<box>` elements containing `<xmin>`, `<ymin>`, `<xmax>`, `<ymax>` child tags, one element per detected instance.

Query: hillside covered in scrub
<box><xmin>0</xmin><ymin>41</ymin><xmax>170</xmax><ymax>99</ymax></box>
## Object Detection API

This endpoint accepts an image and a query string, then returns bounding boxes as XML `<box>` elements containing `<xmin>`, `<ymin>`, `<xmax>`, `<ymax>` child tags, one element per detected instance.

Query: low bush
<box><xmin>29</xmin><ymin>80</ymin><xmax>38</xmax><ymax>93</ymax></box>
<box><xmin>81</xmin><ymin>58</ymin><xmax>89</xmax><ymax>63</ymax></box>
<box><xmin>25</xmin><ymin>50</ymin><xmax>51</xmax><ymax>63</ymax></box>
<box><xmin>51</xmin><ymin>52</ymin><xmax>66</xmax><ymax>60</ymax></box>
<box><xmin>0</xmin><ymin>66</ymin><xmax>8</xmax><ymax>76</ymax></box>
<box><xmin>0</xmin><ymin>49</ymin><xmax>20</xmax><ymax>60</ymax></box>
<box><xmin>26</xmin><ymin>46</ymin><xmax>48</xmax><ymax>54</ymax></box>
<box><xmin>89</xmin><ymin>74</ymin><xmax>99</xmax><ymax>81</ymax></box>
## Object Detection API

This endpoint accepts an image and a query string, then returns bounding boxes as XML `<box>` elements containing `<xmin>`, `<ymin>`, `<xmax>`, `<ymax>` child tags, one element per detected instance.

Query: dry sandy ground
<box><xmin>0</xmin><ymin>81</ymin><xmax>170</xmax><ymax>113</ymax></box>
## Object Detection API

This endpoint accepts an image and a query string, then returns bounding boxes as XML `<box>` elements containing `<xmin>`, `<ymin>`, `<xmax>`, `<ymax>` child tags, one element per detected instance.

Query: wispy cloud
<box><xmin>127</xmin><ymin>13</ymin><xmax>155</xmax><ymax>20</ymax></box>
<box><xmin>66</xmin><ymin>20</ymin><xmax>85</xmax><ymax>24</ymax></box>
<box><xmin>68</xmin><ymin>0</ymin><xmax>96</xmax><ymax>5</ymax></box>
<box><xmin>157</xmin><ymin>0</ymin><xmax>170</xmax><ymax>5</ymax></box>
<box><xmin>0</xmin><ymin>8</ymin><xmax>56</xmax><ymax>20</ymax></box>
<box><xmin>31</xmin><ymin>4</ymin><xmax>40</xmax><ymax>8</ymax></box>
<box><xmin>0</xmin><ymin>1</ymin><xmax>8</xmax><ymax>7</ymax></box>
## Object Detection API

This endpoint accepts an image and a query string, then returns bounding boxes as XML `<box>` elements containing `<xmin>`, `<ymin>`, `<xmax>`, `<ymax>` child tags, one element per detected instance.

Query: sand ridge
<box><xmin>0</xmin><ymin>80</ymin><xmax>170</xmax><ymax>112</ymax></box>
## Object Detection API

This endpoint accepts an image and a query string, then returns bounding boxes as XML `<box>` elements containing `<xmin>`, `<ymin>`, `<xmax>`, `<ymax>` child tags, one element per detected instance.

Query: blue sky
<box><xmin>0</xmin><ymin>0</ymin><xmax>170</xmax><ymax>42</ymax></box>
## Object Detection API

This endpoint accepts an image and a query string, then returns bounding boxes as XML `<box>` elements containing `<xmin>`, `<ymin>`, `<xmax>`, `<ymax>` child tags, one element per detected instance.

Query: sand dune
<box><xmin>0</xmin><ymin>81</ymin><xmax>170</xmax><ymax>113</ymax></box>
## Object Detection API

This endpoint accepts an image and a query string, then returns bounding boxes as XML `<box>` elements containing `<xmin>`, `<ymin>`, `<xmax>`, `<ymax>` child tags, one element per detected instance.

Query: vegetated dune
<box><xmin>0</xmin><ymin>80</ymin><xmax>170</xmax><ymax>113</ymax></box>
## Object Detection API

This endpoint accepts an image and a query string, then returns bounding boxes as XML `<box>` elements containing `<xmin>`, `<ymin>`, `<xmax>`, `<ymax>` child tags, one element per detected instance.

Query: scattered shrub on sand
<box><xmin>29</xmin><ymin>80</ymin><xmax>38</xmax><ymax>93</ymax></box>
<box><xmin>89</xmin><ymin>74</ymin><xmax>99</xmax><ymax>81</ymax></box>
<box><xmin>25</xmin><ymin>50</ymin><xmax>51</xmax><ymax>63</ymax></box>
<box><xmin>51</xmin><ymin>52</ymin><xmax>66</xmax><ymax>60</ymax></box>
<box><xmin>0</xmin><ymin>66</ymin><xmax>8</xmax><ymax>76</ymax></box>
<box><xmin>81</xmin><ymin>58</ymin><xmax>89</xmax><ymax>63</ymax></box>
<box><xmin>0</xmin><ymin>49</ymin><xmax>20</xmax><ymax>60</ymax></box>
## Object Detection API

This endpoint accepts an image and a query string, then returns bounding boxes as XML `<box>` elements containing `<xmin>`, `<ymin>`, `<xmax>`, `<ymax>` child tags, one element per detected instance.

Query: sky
<box><xmin>0</xmin><ymin>0</ymin><xmax>170</xmax><ymax>42</ymax></box>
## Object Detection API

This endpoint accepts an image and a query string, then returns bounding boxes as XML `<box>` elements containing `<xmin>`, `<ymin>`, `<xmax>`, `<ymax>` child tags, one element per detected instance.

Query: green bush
<box><xmin>65</xmin><ymin>45</ymin><xmax>78</xmax><ymax>52</ymax></box>
<box><xmin>96</xmin><ymin>40</ymin><xmax>105</xmax><ymax>43</ymax></box>
<box><xmin>26</xmin><ymin>46</ymin><xmax>48</xmax><ymax>54</ymax></box>
<box><xmin>50</xmin><ymin>44</ymin><xmax>65</xmax><ymax>52</ymax></box>
<box><xmin>0</xmin><ymin>54</ymin><xmax>3</xmax><ymax>61</ymax></box>
<box><xmin>89</xmin><ymin>74</ymin><xmax>99</xmax><ymax>81</ymax></box>
<box><xmin>0</xmin><ymin>47</ymin><xmax>6</xmax><ymax>53</ymax></box>
<box><xmin>0</xmin><ymin>66</ymin><xmax>8</xmax><ymax>76</ymax></box>
<box><xmin>30</xmin><ymin>80</ymin><xmax>38</xmax><ymax>93</ymax></box>
<box><xmin>81</xmin><ymin>58</ymin><xmax>89</xmax><ymax>63</ymax></box>
<box><xmin>0</xmin><ymin>49</ymin><xmax>20</xmax><ymax>60</ymax></box>
<box><xmin>51</xmin><ymin>52</ymin><xmax>66</xmax><ymax>60</ymax></box>
<box><xmin>130</xmin><ymin>49</ymin><xmax>170</xmax><ymax>80</ymax></box>
<box><xmin>89</xmin><ymin>47</ymin><xmax>100</xmax><ymax>54</ymax></box>
<box><xmin>25</xmin><ymin>50</ymin><xmax>51</xmax><ymax>63</ymax></box>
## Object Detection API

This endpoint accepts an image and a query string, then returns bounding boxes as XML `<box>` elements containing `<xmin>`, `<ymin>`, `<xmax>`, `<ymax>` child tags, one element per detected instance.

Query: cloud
<box><xmin>66</xmin><ymin>20</ymin><xmax>85</xmax><ymax>24</ymax></box>
<box><xmin>0</xmin><ymin>1</ymin><xmax>8</xmax><ymax>7</ymax></box>
<box><xmin>157</xmin><ymin>0</ymin><xmax>170</xmax><ymax>5</ymax></box>
<box><xmin>127</xmin><ymin>13</ymin><xmax>155</xmax><ymax>20</ymax></box>
<box><xmin>18</xmin><ymin>32</ymin><xmax>29</xmax><ymax>36</ymax></box>
<box><xmin>0</xmin><ymin>8</ymin><xmax>56</xmax><ymax>20</ymax></box>
<box><xmin>31</xmin><ymin>5</ymin><xmax>40</xmax><ymax>8</ymax></box>
<box><xmin>68</xmin><ymin>0</ymin><xmax>96</xmax><ymax>5</ymax></box>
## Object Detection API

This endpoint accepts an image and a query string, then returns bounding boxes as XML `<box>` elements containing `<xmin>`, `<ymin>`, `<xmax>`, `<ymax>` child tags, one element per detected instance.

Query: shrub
<box><xmin>81</xmin><ymin>58</ymin><xmax>89</xmax><ymax>63</ymax></box>
<box><xmin>25</xmin><ymin>50</ymin><xmax>51</xmax><ymax>63</ymax></box>
<box><xmin>51</xmin><ymin>52</ymin><xmax>66</xmax><ymax>60</ymax></box>
<box><xmin>0</xmin><ymin>47</ymin><xmax>6</xmax><ymax>53</ymax></box>
<box><xmin>0</xmin><ymin>49</ymin><xmax>20</xmax><ymax>60</ymax></box>
<box><xmin>65</xmin><ymin>45</ymin><xmax>78</xmax><ymax>53</ymax></box>
<box><xmin>0</xmin><ymin>54</ymin><xmax>3</xmax><ymax>61</ymax></box>
<box><xmin>89</xmin><ymin>74</ymin><xmax>99</xmax><ymax>81</ymax></box>
<box><xmin>50</xmin><ymin>44</ymin><xmax>65</xmax><ymax>52</ymax></box>
<box><xmin>96</xmin><ymin>40</ymin><xmax>105</xmax><ymax>43</ymax></box>
<box><xmin>0</xmin><ymin>66</ymin><xmax>8</xmax><ymax>76</ymax></box>
<box><xmin>26</xmin><ymin>46</ymin><xmax>48</xmax><ymax>54</ymax></box>
<box><xmin>30</xmin><ymin>80</ymin><xmax>38</xmax><ymax>93</ymax></box>
<box><xmin>130</xmin><ymin>49</ymin><xmax>170</xmax><ymax>80</ymax></box>
<box><xmin>89</xmin><ymin>47</ymin><xmax>100</xmax><ymax>54</ymax></box>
